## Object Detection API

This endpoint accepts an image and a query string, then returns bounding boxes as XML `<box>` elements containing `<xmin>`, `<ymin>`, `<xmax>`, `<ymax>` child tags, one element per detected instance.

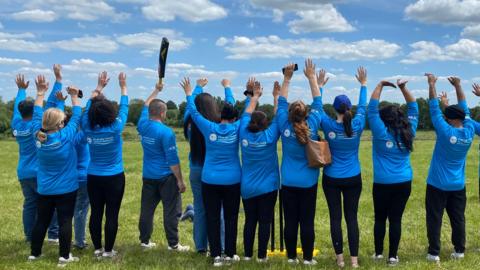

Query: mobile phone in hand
<box><xmin>282</xmin><ymin>63</ymin><xmax>298</xmax><ymax>75</ymax></box>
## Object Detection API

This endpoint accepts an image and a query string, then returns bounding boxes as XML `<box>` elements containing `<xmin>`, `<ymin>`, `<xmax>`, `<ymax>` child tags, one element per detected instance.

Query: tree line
<box><xmin>2</xmin><ymin>96</ymin><xmax>480</xmax><ymax>138</ymax></box>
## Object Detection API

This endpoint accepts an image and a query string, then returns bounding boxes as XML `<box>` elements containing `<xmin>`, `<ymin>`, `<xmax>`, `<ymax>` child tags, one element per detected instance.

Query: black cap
<box><xmin>444</xmin><ymin>104</ymin><xmax>466</xmax><ymax>120</ymax></box>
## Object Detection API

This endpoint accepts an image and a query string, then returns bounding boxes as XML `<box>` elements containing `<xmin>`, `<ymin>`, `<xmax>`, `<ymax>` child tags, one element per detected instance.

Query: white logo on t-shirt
<box><xmin>284</xmin><ymin>129</ymin><xmax>291</xmax><ymax>137</ymax></box>
<box><xmin>35</xmin><ymin>141</ymin><xmax>41</xmax><ymax>148</ymax></box>
<box><xmin>450</xmin><ymin>136</ymin><xmax>458</xmax><ymax>144</ymax></box>
<box><xmin>12</xmin><ymin>130</ymin><xmax>17</xmax><ymax>136</ymax></box>
<box><xmin>242</xmin><ymin>139</ymin><xmax>248</xmax><ymax>147</ymax></box>
<box><xmin>87</xmin><ymin>137</ymin><xmax>92</xmax><ymax>144</ymax></box>
<box><xmin>328</xmin><ymin>132</ymin><xmax>336</xmax><ymax>139</ymax></box>
<box><xmin>209</xmin><ymin>133</ymin><xmax>217</xmax><ymax>142</ymax></box>
<box><xmin>386</xmin><ymin>141</ymin><xmax>394</xmax><ymax>148</ymax></box>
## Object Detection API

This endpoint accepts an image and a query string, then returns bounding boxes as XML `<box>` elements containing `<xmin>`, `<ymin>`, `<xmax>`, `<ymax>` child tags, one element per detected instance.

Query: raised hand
<box><xmin>439</xmin><ymin>91</ymin><xmax>449</xmax><ymax>107</ymax></box>
<box><xmin>356</xmin><ymin>66</ymin><xmax>367</xmax><ymax>86</ymax></box>
<box><xmin>155</xmin><ymin>81</ymin><xmax>164</xmax><ymax>92</ymax></box>
<box><xmin>316</xmin><ymin>69</ymin><xmax>329</xmax><ymax>88</ymax></box>
<box><xmin>273</xmin><ymin>81</ymin><xmax>280</xmax><ymax>97</ymax></box>
<box><xmin>55</xmin><ymin>91</ymin><xmax>68</xmax><ymax>101</ymax></box>
<box><xmin>180</xmin><ymin>77</ymin><xmax>192</xmax><ymax>96</ymax></box>
<box><xmin>379</xmin><ymin>81</ymin><xmax>396</xmax><ymax>88</ymax></box>
<box><xmin>196</xmin><ymin>78</ymin><xmax>208</xmax><ymax>88</ymax></box>
<box><xmin>253</xmin><ymin>81</ymin><xmax>262</xmax><ymax>98</ymax></box>
<box><xmin>447</xmin><ymin>76</ymin><xmax>461</xmax><ymax>87</ymax></box>
<box><xmin>15</xmin><ymin>74</ymin><xmax>29</xmax><ymax>89</ymax></box>
<box><xmin>118</xmin><ymin>72</ymin><xmax>127</xmax><ymax>90</ymax></box>
<box><xmin>283</xmin><ymin>63</ymin><xmax>295</xmax><ymax>81</ymax></box>
<box><xmin>396</xmin><ymin>79</ymin><xmax>408</xmax><ymax>89</ymax></box>
<box><xmin>303</xmin><ymin>58</ymin><xmax>316</xmax><ymax>80</ymax></box>
<box><xmin>53</xmin><ymin>64</ymin><xmax>62</xmax><ymax>82</ymax></box>
<box><xmin>221</xmin><ymin>78</ymin><xmax>231</xmax><ymax>88</ymax></box>
<box><xmin>66</xmin><ymin>86</ymin><xmax>80</xmax><ymax>97</ymax></box>
<box><xmin>424</xmin><ymin>73</ymin><xmax>437</xmax><ymax>86</ymax></box>
<box><xmin>96</xmin><ymin>71</ymin><xmax>110</xmax><ymax>91</ymax></box>
<box><xmin>473</xmin><ymin>83</ymin><xmax>480</xmax><ymax>97</ymax></box>
<box><xmin>35</xmin><ymin>75</ymin><xmax>49</xmax><ymax>96</ymax></box>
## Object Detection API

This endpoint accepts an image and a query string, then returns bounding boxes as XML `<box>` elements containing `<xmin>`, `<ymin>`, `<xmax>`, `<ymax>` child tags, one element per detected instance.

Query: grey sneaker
<box><xmin>451</xmin><ymin>252</ymin><xmax>464</xmax><ymax>259</ymax></box>
<box><xmin>387</xmin><ymin>257</ymin><xmax>399</xmax><ymax>267</ymax></box>
<box><xmin>168</xmin><ymin>243</ymin><xmax>190</xmax><ymax>252</ymax></box>
<box><xmin>57</xmin><ymin>254</ymin><xmax>79</xmax><ymax>267</ymax></box>
<box><xmin>94</xmin><ymin>248</ymin><xmax>104</xmax><ymax>258</ymax></box>
<box><xmin>426</xmin><ymin>253</ymin><xmax>440</xmax><ymax>262</ymax></box>
<box><xmin>213</xmin><ymin>256</ymin><xmax>223</xmax><ymax>267</ymax></box>
<box><xmin>102</xmin><ymin>250</ymin><xmax>118</xmax><ymax>258</ymax></box>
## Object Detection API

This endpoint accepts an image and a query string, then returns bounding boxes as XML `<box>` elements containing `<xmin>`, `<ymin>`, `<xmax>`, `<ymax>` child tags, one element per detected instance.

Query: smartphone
<box><xmin>78</xmin><ymin>90</ymin><xmax>83</xmax><ymax>99</ymax></box>
<box><xmin>282</xmin><ymin>63</ymin><xmax>298</xmax><ymax>74</ymax></box>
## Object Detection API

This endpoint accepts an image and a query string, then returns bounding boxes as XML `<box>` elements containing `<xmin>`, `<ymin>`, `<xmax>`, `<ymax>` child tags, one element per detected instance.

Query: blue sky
<box><xmin>1</xmin><ymin>0</ymin><xmax>480</xmax><ymax>106</ymax></box>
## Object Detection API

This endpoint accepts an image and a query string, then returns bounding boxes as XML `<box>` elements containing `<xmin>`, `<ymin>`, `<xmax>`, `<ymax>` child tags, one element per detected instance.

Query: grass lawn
<box><xmin>1</xmin><ymin>129</ymin><xmax>480</xmax><ymax>269</ymax></box>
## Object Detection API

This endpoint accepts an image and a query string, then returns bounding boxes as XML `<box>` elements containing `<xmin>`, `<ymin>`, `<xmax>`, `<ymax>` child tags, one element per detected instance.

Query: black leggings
<box><xmin>322</xmin><ymin>174</ymin><xmax>362</xmax><ymax>256</ymax></box>
<box><xmin>242</xmin><ymin>190</ymin><xmax>277</xmax><ymax>259</ymax></box>
<box><xmin>31</xmin><ymin>191</ymin><xmax>77</xmax><ymax>258</ymax></box>
<box><xmin>87</xmin><ymin>173</ymin><xmax>125</xmax><ymax>252</ymax></box>
<box><xmin>373</xmin><ymin>181</ymin><xmax>411</xmax><ymax>258</ymax></box>
<box><xmin>282</xmin><ymin>184</ymin><xmax>317</xmax><ymax>261</ymax></box>
<box><xmin>202</xmin><ymin>182</ymin><xmax>240</xmax><ymax>258</ymax></box>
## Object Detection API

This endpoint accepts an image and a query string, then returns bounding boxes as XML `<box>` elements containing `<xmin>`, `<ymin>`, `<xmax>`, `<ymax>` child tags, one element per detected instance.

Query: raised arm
<box><xmin>34</xmin><ymin>75</ymin><xmax>49</xmax><ymax>108</ymax></box>
<box><xmin>221</xmin><ymin>79</ymin><xmax>235</xmax><ymax>105</ymax></box>
<box><xmin>245</xmin><ymin>81</ymin><xmax>262</xmax><ymax>114</ymax></box>
<box><xmin>181</xmin><ymin>77</ymin><xmax>213</xmax><ymax>135</ymax></box>
<box><xmin>370</xmin><ymin>80</ymin><xmax>396</xmax><ymax>100</ymax></box>
<box><xmin>183</xmin><ymin>78</ymin><xmax>207</xmax><ymax>122</ymax></box>
<box><xmin>396</xmin><ymin>79</ymin><xmax>415</xmax><ymax>103</ymax></box>
<box><xmin>145</xmin><ymin>82</ymin><xmax>163</xmax><ymax>106</ymax></box>
<box><xmin>425</xmin><ymin>73</ymin><xmax>449</xmax><ymax>131</ymax></box>
<box><xmin>45</xmin><ymin>64</ymin><xmax>63</xmax><ymax>110</ymax></box>
<box><xmin>273</xmin><ymin>81</ymin><xmax>280</xmax><ymax>115</ymax></box>
<box><xmin>117</xmin><ymin>72</ymin><xmax>129</xmax><ymax>127</ymax></box>
<box><xmin>426</xmin><ymin>73</ymin><xmax>438</xmax><ymax>100</ymax></box>
<box><xmin>439</xmin><ymin>92</ymin><xmax>449</xmax><ymax>107</ymax></box>
<box><xmin>303</xmin><ymin>58</ymin><xmax>320</xmax><ymax>98</ymax></box>
<box><xmin>354</xmin><ymin>67</ymin><xmax>368</xmax><ymax>126</ymax></box>
<box><xmin>448</xmin><ymin>77</ymin><xmax>465</xmax><ymax>103</ymax></box>
<box><xmin>280</xmin><ymin>63</ymin><xmax>295</xmax><ymax>99</ymax></box>
<box><xmin>12</xmin><ymin>74</ymin><xmax>29</xmax><ymax>125</ymax></box>
<box><xmin>61</xmin><ymin>86</ymin><xmax>82</xmax><ymax>140</ymax></box>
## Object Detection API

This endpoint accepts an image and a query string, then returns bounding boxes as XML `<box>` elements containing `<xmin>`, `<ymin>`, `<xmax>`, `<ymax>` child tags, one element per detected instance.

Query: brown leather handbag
<box><xmin>305</xmin><ymin>137</ymin><xmax>332</xmax><ymax>168</ymax></box>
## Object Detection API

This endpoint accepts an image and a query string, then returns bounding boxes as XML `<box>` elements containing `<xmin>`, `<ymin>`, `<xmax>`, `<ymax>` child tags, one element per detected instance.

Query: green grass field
<box><xmin>1</xmin><ymin>129</ymin><xmax>480</xmax><ymax>269</ymax></box>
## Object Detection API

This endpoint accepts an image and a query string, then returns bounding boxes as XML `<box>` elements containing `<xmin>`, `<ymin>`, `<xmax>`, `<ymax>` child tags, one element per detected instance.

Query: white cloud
<box><xmin>53</xmin><ymin>36</ymin><xmax>118</xmax><ymax>53</ymax></box>
<box><xmin>0</xmin><ymin>38</ymin><xmax>49</xmax><ymax>52</ymax></box>
<box><xmin>141</xmin><ymin>0</ymin><xmax>227</xmax><ymax>22</ymax></box>
<box><xmin>11</xmin><ymin>9</ymin><xmax>57</xmax><ymax>22</ymax></box>
<box><xmin>0</xmin><ymin>31</ymin><xmax>35</xmax><ymax>39</ymax></box>
<box><xmin>63</xmin><ymin>59</ymin><xmax>127</xmax><ymax>73</ymax></box>
<box><xmin>117</xmin><ymin>29</ymin><xmax>192</xmax><ymax>55</ymax></box>
<box><xmin>461</xmin><ymin>25</ymin><xmax>480</xmax><ymax>39</ymax></box>
<box><xmin>0</xmin><ymin>57</ymin><xmax>32</xmax><ymax>66</ymax></box>
<box><xmin>402</xmin><ymin>39</ymin><xmax>480</xmax><ymax>64</ymax></box>
<box><xmin>405</xmin><ymin>0</ymin><xmax>480</xmax><ymax>26</ymax></box>
<box><xmin>249</xmin><ymin>1</ymin><xmax>354</xmax><ymax>33</ymax></box>
<box><xmin>216</xmin><ymin>35</ymin><xmax>401</xmax><ymax>61</ymax></box>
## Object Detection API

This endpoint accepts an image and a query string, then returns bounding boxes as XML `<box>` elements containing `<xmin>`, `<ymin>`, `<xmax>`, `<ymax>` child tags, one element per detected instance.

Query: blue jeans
<box><xmin>74</xmin><ymin>181</ymin><xmax>89</xmax><ymax>247</ymax></box>
<box><xmin>20</xmin><ymin>178</ymin><xmax>59</xmax><ymax>241</ymax></box>
<box><xmin>189</xmin><ymin>167</ymin><xmax>225</xmax><ymax>252</ymax></box>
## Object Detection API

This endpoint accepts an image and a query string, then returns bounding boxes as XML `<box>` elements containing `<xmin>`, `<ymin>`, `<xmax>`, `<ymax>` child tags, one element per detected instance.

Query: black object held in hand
<box><xmin>282</xmin><ymin>63</ymin><xmax>298</xmax><ymax>75</ymax></box>
<box><xmin>158</xmin><ymin>37</ymin><xmax>170</xmax><ymax>80</ymax></box>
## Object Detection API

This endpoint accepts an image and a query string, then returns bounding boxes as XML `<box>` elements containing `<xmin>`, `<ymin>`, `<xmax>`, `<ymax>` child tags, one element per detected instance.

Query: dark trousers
<box><xmin>373</xmin><ymin>181</ymin><xmax>411</xmax><ymax>258</ymax></box>
<box><xmin>242</xmin><ymin>190</ymin><xmax>277</xmax><ymax>259</ymax></box>
<box><xmin>31</xmin><ymin>190</ymin><xmax>77</xmax><ymax>259</ymax></box>
<box><xmin>87</xmin><ymin>172</ymin><xmax>125</xmax><ymax>252</ymax></box>
<box><xmin>282</xmin><ymin>184</ymin><xmax>317</xmax><ymax>261</ymax></box>
<box><xmin>138</xmin><ymin>175</ymin><xmax>182</xmax><ymax>247</ymax></box>
<box><xmin>322</xmin><ymin>174</ymin><xmax>362</xmax><ymax>256</ymax></box>
<box><xmin>426</xmin><ymin>184</ymin><xmax>466</xmax><ymax>256</ymax></box>
<box><xmin>202</xmin><ymin>182</ymin><xmax>240</xmax><ymax>258</ymax></box>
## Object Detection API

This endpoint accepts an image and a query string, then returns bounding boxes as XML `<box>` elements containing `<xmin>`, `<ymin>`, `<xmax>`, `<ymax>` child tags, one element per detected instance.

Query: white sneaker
<box><xmin>303</xmin><ymin>259</ymin><xmax>318</xmax><ymax>265</ymax></box>
<box><xmin>48</xmin><ymin>238</ymin><xmax>59</xmax><ymax>245</ymax></box>
<box><xmin>213</xmin><ymin>256</ymin><xmax>223</xmax><ymax>267</ymax></box>
<box><xmin>141</xmin><ymin>241</ymin><xmax>157</xmax><ymax>249</ymax></box>
<box><xmin>257</xmin><ymin>257</ymin><xmax>268</xmax><ymax>263</ymax></box>
<box><xmin>372</xmin><ymin>253</ymin><xmax>384</xmax><ymax>260</ymax></box>
<box><xmin>57</xmin><ymin>254</ymin><xmax>79</xmax><ymax>267</ymax></box>
<box><xmin>387</xmin><ymin>257</ymin><xmax>399</xmax><ymax>267</ymax></box>
<box><xmin>27</xmin><ymin>255</ymin><xmax>40</xmax><ymax>261</ymax></box>
<box><xmin>94</xmin><ymin>248</ymin><xmax>104</xmax><ymax>258</ymax></box>
<box><xmin>426</xmin><ymin>254</ymin><xmax>440</xmax><ymax>262</ymax></box>
<box><xmin>451</xmin><ymin>252</ymin><xmax>465</xmax><ymax>259</ymax></box>
<box><xmin>168</xmin><ymin>244</ymin><xmax>190</xmax><ymax>252</ymax></box>
<box><xmin>243</xmin><ymin>256</ymin><xmax>252</xmax><ymax>261</ymax></box>
<box><xmin>223</xmin><ymin>254</ymin><xmax>240</xmax><ymax>265</ymax></box>
<box><xmin>287</xmin><ymin>258</ymin><xmax>299</xmax><ymax>264</ymax></box>
<box><xmin>102</xmin><ymin>250</ymin><xmax>118</xmax><ymax>258</ymax></box>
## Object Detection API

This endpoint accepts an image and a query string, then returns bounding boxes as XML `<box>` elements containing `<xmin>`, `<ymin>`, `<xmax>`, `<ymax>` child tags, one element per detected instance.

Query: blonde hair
<box><xmin>37</xmin><ymin>108</ymin><xmax>66</xmax><ymax>143</ymax></box>
<box><xmin>288</xmin><ymin>101</ymin><xmax>310</xmax><ymax>145</ymax></box>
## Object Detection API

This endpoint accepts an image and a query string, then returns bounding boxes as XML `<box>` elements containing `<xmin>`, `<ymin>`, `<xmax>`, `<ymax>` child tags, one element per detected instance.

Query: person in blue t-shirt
<box><xmin>181</xmin><ymin>77</ymin><xmax>241</xmax><ymax>267</ymax></box>
<box><xmin>182</xmin><ymin>78</ymin><xmax>229</xmax><ymax>254</ymax></box>
<box><xmin>80</xmin><ymin>71</ymin><xmax>129</xmax><ymax>258</ymax></box>
<box><xmin>319</xmin><ymin>67</ymin><xmax>367</xmax><ymax>268</ymax></box>
<box><xmin>28</xmin><ymin>75</ymin><xmax>82</xmax><ymax>267</ymax></box>
<box><xmin>277</xmin><ymin>60</ymin><xmax>322</xmax><ymax>265</ymax></box>
<box><xmin>465</xmin><ymin>83</ymin><xmax>480</xmax><ymax>200</ymax></box>
<box><xmin>137</xmin><ymin>81</ymin><xmax>189</xmax><ymax>252</ymax></box>
<box><xmin>367</xmin><ymin>79</ymin><xmax>418</xmax><ymax>266</ymax></box>
<box><xmin>11</xmin><ymin>73</ymin><xmax>59</xmax><ymax>243</ymax></box>
<box><xmin>424</xmin><ymin>74</ymin><xmax>474</xmax><ymax>263</ymax></box>
<box><xmin>240</xmin><ymin>80</ymin><xmax>280</xmax><ymax>262</ymax></box>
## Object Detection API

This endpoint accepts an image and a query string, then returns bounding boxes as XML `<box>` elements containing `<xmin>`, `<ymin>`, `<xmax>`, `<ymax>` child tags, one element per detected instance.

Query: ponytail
<box><xmin>380</xmin><ymin>105</ymin><xmax>414</xmax><ymax>152</ymax></box>
<box><xmin>37</xmin><ymin>108</ymin><xmax>65</xmax><ymax>144</ymax></box>
<box><xmin>37</xmin><ymin>128</ymin><xmax>48</xmax><ymax>143</ymax></box>
<box><xmin>342</xmin><ymin>104</ymin><xmax>353</xmax><ymax>138</ymax></box>
<box><xmin>288</xmin><ymin>101</ymin><xmax>310</xmax><ymax>145</ymax></box>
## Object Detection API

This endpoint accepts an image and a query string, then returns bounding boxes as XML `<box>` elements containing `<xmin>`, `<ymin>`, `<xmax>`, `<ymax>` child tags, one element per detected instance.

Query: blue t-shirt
<box><xmin>186</xmin><ymin>95</ymin><xmax>241</xmax><ymax>185</ymax></box>
<box><xmin>34</xmin><ymin>105</ymin><xmax>82</xmax><ymax>195</ymax></box>
<box><xmin>427</xmin><ymin>99</ymin><xmax>474</xmax><ymax>191</ymax></box>
<box><xmin>320</xmin><ymin>86</ymin><xmax>367</xmax><ymax>178</ymax></box>
<box><xmin>138</xmin><ymin>106</ymin><xmax>180</xmax><ymax>180</ymax></box>
<box><xmin>184</xmin><ymin>85</ymin><xmax>236</xmax><ymax>170</ymax></box>
<box><xmin>80</xmin><ymin>95</ymin><xmax>129</xmax><ymax>176</ymax></box>
<box><xmin>368</xmin><ymin>99</ymin><xmax>419</xmax><ymax>184</ymax></box>
<box><xmin>239</xmin><ymin>113</ymin><xmax>280</xmax><ymax>199</ymax></box>
<box><xmin>11</xmin><ymin>89</ymin><xmax>39</xmax><ymax>180</ymax></box>
<box><xmin>458</xmin><ymin>100</ymin><xmax>480</xmax><ymax>176</ymax></box>
<box><xmin>277</xmin><ymin>96</ymin><xmax>322</xmax><ymax>188</ymax></box>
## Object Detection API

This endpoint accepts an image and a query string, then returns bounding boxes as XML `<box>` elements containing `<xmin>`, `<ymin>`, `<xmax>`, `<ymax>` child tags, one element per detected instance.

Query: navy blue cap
<box><xmin>333</xmin><ymin>95</ymin><xmax>352</xmax><ymax>111</ymax></box>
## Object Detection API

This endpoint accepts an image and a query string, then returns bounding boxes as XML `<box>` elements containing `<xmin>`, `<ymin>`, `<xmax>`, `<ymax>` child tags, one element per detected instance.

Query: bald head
<box><xmin>149</xmin><ymin>99</ymin><xmax>167</xmax><ymax>120</ymax></box>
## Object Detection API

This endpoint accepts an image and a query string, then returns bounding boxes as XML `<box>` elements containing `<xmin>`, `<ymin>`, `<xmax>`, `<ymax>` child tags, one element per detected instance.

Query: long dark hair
<box><xmin>88</xmin><ymin>95</ymin><xmax>117</xmax><ymax>129</ymax></box>
<box><xmin>247</xmin><ymin>111</ymin><xmax>268</xmax><ymax>133</ymax></box>
<box><xmin>183</xmin><ymin>93</ymin><xmax>220</xmax><ymax>166</ymax></box>
<box><xmin>335</xmin><ymin>104</ymin><xmax>353</xmax><ymax>137</ymax></box>
<box><xmin>380</xmin><ymin>105</ymin><xmax>414</xmax><ymax>152</ymax></box>
<box><xmin>288</xmin><ymin>101</ymin><xmax>310</xmax><ymax>145</ymax></box>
